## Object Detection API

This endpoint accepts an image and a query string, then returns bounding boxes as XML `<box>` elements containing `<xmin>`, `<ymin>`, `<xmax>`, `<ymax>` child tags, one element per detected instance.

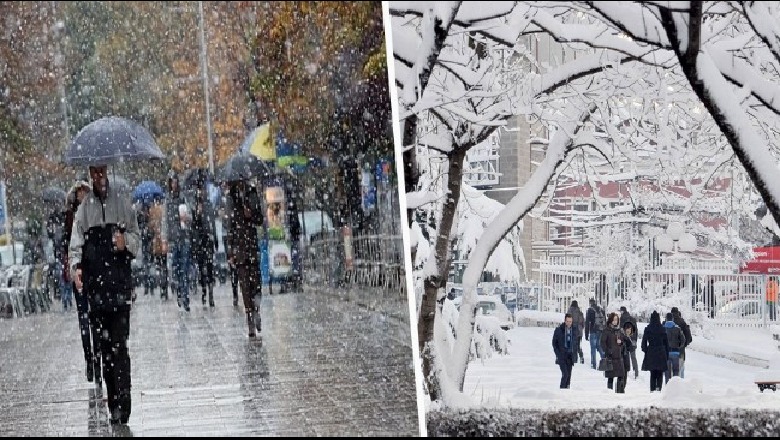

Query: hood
<box><xmin>663</xmin><ymin>321</ymin><xmax>677</xmax><ymax>329</ymax></box>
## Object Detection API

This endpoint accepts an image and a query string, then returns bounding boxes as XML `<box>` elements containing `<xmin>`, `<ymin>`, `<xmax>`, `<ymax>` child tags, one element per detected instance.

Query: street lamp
<box><xmin>655</xmin><ymin>221</ymin><xmax>697</xmax><ymax>253</ymax></box>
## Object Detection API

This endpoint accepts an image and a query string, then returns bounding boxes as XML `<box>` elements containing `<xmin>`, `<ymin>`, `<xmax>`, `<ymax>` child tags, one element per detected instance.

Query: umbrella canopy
<box><xmin>133</xmin><ymin>180</ymin><xmax>165</xmax><ymax>204</ymax></box>
<box><xmin>240</xmin><ymin>123</ymin><xmax>275</xmax><ymax>161</ymax></box>
<box><xmin>41</xmin><ymin>187</ymin><xmax>67</xmax><ymax>204</ymax></box>
<box><xmin>215</xmin><ymin>153</ymin><xmax>270</xmax><ymax>183</ymax></box>
<box><xmin>64</xmin><ymin>116</ymin><xmax>165</xmax><ymax>166</ymax></box>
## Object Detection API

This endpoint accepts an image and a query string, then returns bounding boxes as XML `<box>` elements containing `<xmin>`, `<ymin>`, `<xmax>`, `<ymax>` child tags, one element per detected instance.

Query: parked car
<box><xmin>475</xmin><ymin>294</ymin><xmax>515</xmax><ymax>330</ymax></box>
<box><xmin>718</xmin><ymin>299</ymin><xmax>763</xmax><ymax>318</ymax></box>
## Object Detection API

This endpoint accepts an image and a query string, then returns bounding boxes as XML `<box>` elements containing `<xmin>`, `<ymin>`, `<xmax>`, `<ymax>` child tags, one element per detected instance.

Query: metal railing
<box><xmin>303</xmin><ymin>230</ymin><xmax>406</xmax><ymax>301</ymax></box>
<box><xmin>537</xmin><ymin>257</ymin><xmax>778</xmax><ymax>328</ymax></box>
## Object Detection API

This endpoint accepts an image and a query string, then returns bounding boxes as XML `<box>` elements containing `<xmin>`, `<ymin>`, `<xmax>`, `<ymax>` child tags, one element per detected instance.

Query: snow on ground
<box><xmin>462</xmin><ymin>324</ymin><xmax>780</xmax><ymax>410</ymax></box>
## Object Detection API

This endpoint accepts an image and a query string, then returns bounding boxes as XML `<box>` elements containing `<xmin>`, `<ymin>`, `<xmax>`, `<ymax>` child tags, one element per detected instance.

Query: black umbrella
<box><xmin>215</xmin><ymin>153</ymin><xmax>271</xmax><ymax>183</ymax></box>
<box><xmin>64</xmin><ymin>116</ymin><xmax>165</xmax><ymax>166</ymax></box>
<box><xmin>41</xmin><ymin>187</ymin><xmax>67</xmax><ymax>204</ymax></box>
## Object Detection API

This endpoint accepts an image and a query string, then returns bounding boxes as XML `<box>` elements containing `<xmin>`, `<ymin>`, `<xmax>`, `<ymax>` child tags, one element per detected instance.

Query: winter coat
<box><xmin>226</xmin><ymin>182</ymin><xmax>263</xmax><ymax>266</ymax></box>
<box><xmin>641</xmin><ymin>321</ymin><xmax>670</xmax><ymax>372</ymax></box>
<box><xmin>672</xmin><ymin>312</ymin><xmax>692</xmax><ymax>359</ymax></box>
<box><xmin>600</xmin><ymin>325</ymin><xmax>627</xmax><ymax>379</ymax></box>
<box><xmin>620</xmin><ymin>328</ymin><xmax>636</xmax><ymax>372</ymax></box>
<box><xmin>620</xmin><ymin>311</ymin><xmax>638</xmax><ymax>340</ymax></box>
<box><xmin>162</xmin><ymin>190</ymin><xmax>192</xmax><ymax>246</ymax></box>
<box><xmin>191</xmin><ymin>197</ymin><xmax>218</xmax><ymax>261</ymax></box>
<box><xmin>585</xmin><ymin>305</ymin><xmax>606</xmax><ymax>340</ymax></box>
<box><xmin>552</xmin><ymin>323</ymin><xmax>580</xmax><ymax>365</ymax></box>
<box><xmin>663</xmin><ymin>321</ymin><xmax>686</xmax><ymax>354</ymax></box>
<box><xmin>69</xmin><ymin>184</ymin><xmax>141</xmax><ymax>311</ymax></box>
<box><xmin>567</xmin><ymin>306</ymin><xmax>585</xmax><ymax>334</ymax></box>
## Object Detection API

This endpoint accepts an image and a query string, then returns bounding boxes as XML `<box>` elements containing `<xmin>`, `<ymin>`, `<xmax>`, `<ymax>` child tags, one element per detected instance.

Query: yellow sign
<box><xmin>248</xmin><ymin>123</ymin><xmax>276</xmax><ymax>161</ymax></box>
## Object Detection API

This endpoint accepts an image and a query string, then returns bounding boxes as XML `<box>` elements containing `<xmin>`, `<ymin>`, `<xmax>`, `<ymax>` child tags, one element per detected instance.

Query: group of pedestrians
<box><xmin>553</xmin><ymin>299</ymin><xmax>693</xmax><ymax>393</ymax></box>
<box><xmin>38</xmin><ymin>165</ymin><xmax>267</xmax><ymax>427</ymax></box>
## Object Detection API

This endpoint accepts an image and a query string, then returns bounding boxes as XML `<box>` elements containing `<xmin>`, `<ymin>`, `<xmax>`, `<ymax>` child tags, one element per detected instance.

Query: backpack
<box><xmin>593</xmin><ymin>306</ymin><xmax>606</xmax><ymax>332</ymax></box>
<box><xmin>666</xmin><ymin>325</ymin><xmax>684</xmax><ymax>350</ymax></box>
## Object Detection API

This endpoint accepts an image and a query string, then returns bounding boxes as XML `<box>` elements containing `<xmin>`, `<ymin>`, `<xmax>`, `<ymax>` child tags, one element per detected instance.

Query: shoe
<box><xmin>202</xmin><ymin>293</ymin><xmax>206</xmax><ymax>304</ymax></box>
<box><xmin>247</xmin><ymin>312</ymin><xmax>257</xmax><ymax>337</ymax></box>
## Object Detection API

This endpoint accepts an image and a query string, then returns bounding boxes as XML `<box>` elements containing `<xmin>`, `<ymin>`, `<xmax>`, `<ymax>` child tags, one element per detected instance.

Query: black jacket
<box><xmin>672</xmin><ymin>313</ymin><xmax>693</xmax><ymax>359</ymax></box>
<box><xmin>641</xmin><ymin>322</ymin><xmax>670</xmax><ymax>372</ymax></box>
<box><xmin>552</xmin><ymin>323</ymin><xmax>580</xmax><ymax>365</ymax></box>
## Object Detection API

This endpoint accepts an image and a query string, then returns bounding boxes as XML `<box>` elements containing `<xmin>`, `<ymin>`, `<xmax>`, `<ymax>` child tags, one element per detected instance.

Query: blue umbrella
<box><xmin>64</xmin><ymin>116</ymin><xmax>165</xmax><ymax>166</ymax></box>
<box><xmin>133</xmin><ymin>180</ymin><xmax>164</xmax><ymax>203</ymax></box>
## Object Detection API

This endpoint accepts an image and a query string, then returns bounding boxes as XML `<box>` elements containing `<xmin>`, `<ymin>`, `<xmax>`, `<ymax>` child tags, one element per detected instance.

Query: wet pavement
<box><xmin>0</xmin><ymin>283</ymin><xmax>419</xmax><ymax>436</ymax></box>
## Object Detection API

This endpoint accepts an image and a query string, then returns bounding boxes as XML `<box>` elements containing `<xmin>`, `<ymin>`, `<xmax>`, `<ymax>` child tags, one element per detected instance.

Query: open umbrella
<box><xmin>133</xmin><ymin>180</ymin><xmax>164</xmax><ymax>204</ymax></box>
<box><xmin>215</xmin><ymin>153</ymin><xmax>271</xmax><ymax>183</ymax></box>
<box><xmin>64</xmin><ymin>116</ymin><xmax>165</xmax><ymax>166</ymax></box>
<box><xmin>41</xmin><ymin>187</ymin><xmax>67</xmax><ymax>204</ymax></box>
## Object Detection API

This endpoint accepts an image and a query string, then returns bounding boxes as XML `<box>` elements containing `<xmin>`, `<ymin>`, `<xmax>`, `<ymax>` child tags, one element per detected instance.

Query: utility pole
<box><xmin>198</xmin><ymin>1</ymin><xmax>214</xmax><ymax>174</ymax></box>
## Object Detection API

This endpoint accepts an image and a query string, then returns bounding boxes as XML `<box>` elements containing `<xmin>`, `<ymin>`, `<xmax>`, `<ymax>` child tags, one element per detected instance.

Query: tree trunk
<box><xmin>419</xmin><ymin>147</ymin><xmax>466</xmax><ymax>401</ymax></box>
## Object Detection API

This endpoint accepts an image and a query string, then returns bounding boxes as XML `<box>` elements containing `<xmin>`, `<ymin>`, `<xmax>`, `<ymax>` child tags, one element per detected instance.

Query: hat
<box><xmin>666</xmin><ymin>312</ymin><xmax>674</xmax><ymax>322</ymax></box>
<box><xmin>671</xmin><ymin>306</ymin><xmax>680</xmax><ymax>315</ymax></box>
<box><xmin>589</xmin><ymin>298</ymin><xmax>596</xmax><ymax>305</ymax></box>
<box><xmin>619</xmin><ymin>306</ymin><xmax>627</xmax><ymax>312</ymax></box>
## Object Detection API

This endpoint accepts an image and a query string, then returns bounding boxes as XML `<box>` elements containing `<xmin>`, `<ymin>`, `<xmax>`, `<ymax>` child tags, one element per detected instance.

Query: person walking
<box><xmin>641</xmin><ymin>311</ymin><xmax>670</xmax><ymax>392</ymax></box>
<box><xmin>191</xmin><ymin>181</ymin><xmax>218</xmax><ymax>307</ymax></box>
<box><xmin>226</xmin><ymin>180</ymin><xmax>263</xmax><ymax>337</ymax></box>
<box><xmin>218</xmin><ymin>183</ymin><xmax>240</xmax><ymax>306</ymax></box>
<box><xmin>619</xmin><ymin>306</ymin><xmax>639</xmax><ymax>378</ymax></box>
<box><xmin>552</xmin><ymin>313</ymin><xmax>580</xmax><ymax>389</ymax></box>
<box><xmin>663</xmin><ymin>312</ymin><xmax>686</xmax><ymax>383</ymax></box>
<box><xmin>622</xmin><ymin>320</ymin><xmax>638</xmax><ymax>382</ymax></box>
<box><xmin>162</xmin><ymin>172</ymin><xmax>192</xmax><ymax>312</ymax></box>
<box><xmin>670</xmin><ymin>306</ymin><xmax>692</xmax><ymax>378</ymax></box>
<box><xmin>567</xmin><ymin>300</ymin><xmax>585</xmax><ymax>364</ymax></box>
<box><xmin>69</xmin><ymin>164</ymin><xmax>140</xmax><ymax>425</ymax></box>
<box><xmin>600</xmin><ymin>312</ymin><xmax>628</xmax><ymax>393</ymax></box>
<box><xmin>63</xmin><ymin>178</ymin><xmax>95</xmax><ymax>382</ymax></box>
<box><xmin>148</xmin><ymin>197</ymin><xmax>168</xmax><ymax>299</ymax></box>
<box><xmin>766</xmin><ymin>276</ymin><xmax>778</xmax><ymax>321</ymax></box>
<box><xmin>585</xmin><ymin>298</ymin><xmax>607</xmax><ymax>369</ymax></box>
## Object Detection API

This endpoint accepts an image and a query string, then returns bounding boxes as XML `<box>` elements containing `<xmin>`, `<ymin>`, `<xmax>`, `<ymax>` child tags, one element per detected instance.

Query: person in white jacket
<box><xmin>69</xmin><ymin>164</ymin><xmax>140</xmax><ymax>425</ymax></box>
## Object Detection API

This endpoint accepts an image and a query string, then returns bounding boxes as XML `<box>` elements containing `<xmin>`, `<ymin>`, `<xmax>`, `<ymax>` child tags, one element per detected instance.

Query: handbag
<box><xmin>598</xmin><ymin>358</ymin><xmax>613</xmax><ymax>372</ymax></box>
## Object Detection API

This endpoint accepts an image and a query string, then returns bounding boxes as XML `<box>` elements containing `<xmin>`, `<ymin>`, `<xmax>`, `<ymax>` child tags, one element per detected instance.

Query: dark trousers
<box><xmin>558</xmin><ymin>355</ymin><xmax>573</xmax><ymax>389</ymax></box>
<box><xmin>236</xmin><ymin>260</ymin><xmax>260</xmax><ymax>312</ymax></box>
<box><xmin>153</xmin><ymin>254</ymin><xmax>168</xmax><ymax>297</ymax></box>
<box><xmin>195</xmin><ymin>254</ymin><xmax>215</xmax><ymax>292</ymax></box>
<box><xmin>609</xmin><ymin>375</ymin><xmax>627</xmax><ymax>393</ymax></box>
<box><xmin>650</xmin><ymin>370</ymin><xmax>664</xmax><ymax>392</ymax></box>
<box><xmin>230</xmin><ymin>263</ymin><xmax>239</xmax><ymax>299</ymax></box>
<box><xmin>74</xmin><ymin>283</ymin><xmax>92</xmax><ymax>362</ymax></box>
<box><xmin>94</xmin><ymin>308</ymin><xmax>132</xmax><ymax>420</ymax></box>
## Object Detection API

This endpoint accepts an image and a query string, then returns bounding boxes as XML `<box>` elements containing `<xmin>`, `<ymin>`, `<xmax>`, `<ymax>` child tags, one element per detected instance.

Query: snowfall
<box><xmin>459</xmin><ymin>311</ymin><xmax>780</xmax><ymax>411</ymax></box>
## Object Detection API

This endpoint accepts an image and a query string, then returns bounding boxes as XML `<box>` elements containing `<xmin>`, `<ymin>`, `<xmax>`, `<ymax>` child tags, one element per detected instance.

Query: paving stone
<box><xmin>0</xmin><ymin>284</ymin><xmax>419</xmax><ymax>436</ymax></box>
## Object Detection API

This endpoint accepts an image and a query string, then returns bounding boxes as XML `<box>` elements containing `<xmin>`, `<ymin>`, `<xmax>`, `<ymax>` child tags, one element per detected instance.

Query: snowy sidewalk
<box><xmin>0</xmin><ymin>284</ymin><xmax>418</xmax><ymax>436</ymax></box>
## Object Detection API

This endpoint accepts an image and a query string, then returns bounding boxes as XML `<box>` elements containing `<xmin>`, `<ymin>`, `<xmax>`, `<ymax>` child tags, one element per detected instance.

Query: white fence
<box><xmin>537</xmin><ymin>256</ymin><xmax>778</xmax><ymax>328</ymax></box>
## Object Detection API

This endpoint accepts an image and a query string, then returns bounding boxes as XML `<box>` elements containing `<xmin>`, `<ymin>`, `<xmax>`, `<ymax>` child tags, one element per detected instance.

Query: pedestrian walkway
<box><xmin>0</xmin><ymin>284</ymin><xmax>418</xmax><ymax>436</ymax></box>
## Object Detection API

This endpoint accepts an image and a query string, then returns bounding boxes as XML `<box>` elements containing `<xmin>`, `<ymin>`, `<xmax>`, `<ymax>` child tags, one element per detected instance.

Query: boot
<box><xmin>254</xmin><ymin>308</ymin><xmax>261</xmax><ymax>333</ymax></box>
<box><xmin>202</xmin><ymin>290</ymin><xmax>207</xmax><ymax>305</ymax></box>
<box><xmin>233</xmin><ymin>291</ymin><xmax>238</xmax><ymax>307</ymax></box>
<box><xmin>208</xmin><ymin>285</ymin><xmax>214</xmax><ymax>308</ymax></box>
<box><xmin>247</xmin><ymin>312</ymin><xmax>256</xmax><ymax>337</ymax></box>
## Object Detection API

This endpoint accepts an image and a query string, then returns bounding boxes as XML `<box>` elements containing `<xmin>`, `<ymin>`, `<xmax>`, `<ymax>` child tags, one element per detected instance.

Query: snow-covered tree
<box><xmin>394</xmin><ymin>0</ymin><xmax>780</xmax><ymax>406</ymax></box>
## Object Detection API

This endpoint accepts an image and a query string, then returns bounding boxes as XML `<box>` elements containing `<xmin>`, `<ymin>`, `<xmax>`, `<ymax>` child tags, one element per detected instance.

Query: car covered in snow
<box><xmin>474</xmin><ymin>294</ymin><xmax>515</xmax><ymax>330</ymax></box>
